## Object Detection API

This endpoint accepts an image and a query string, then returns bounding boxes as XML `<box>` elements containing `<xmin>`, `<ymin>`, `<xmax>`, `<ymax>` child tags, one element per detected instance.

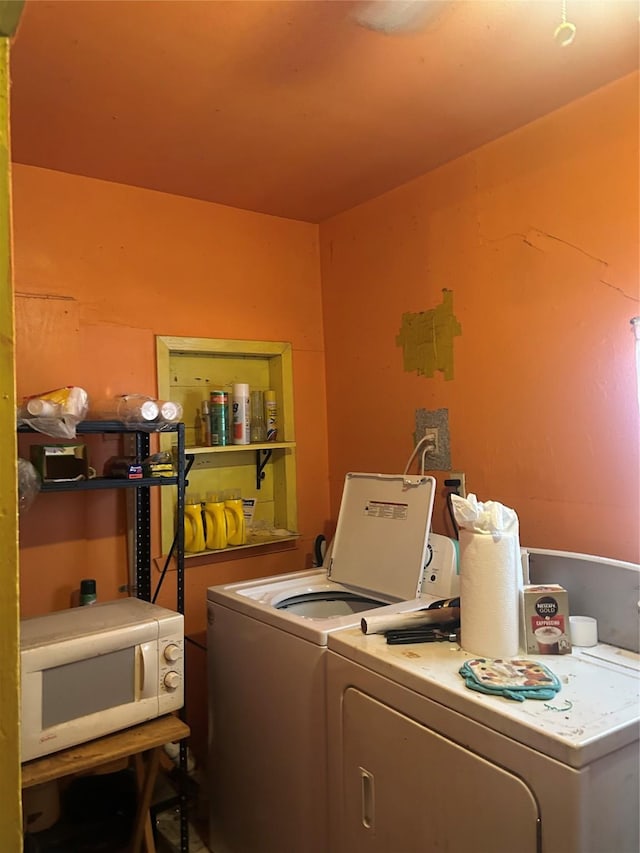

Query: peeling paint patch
<box><xmin>396</xmin><ymin>289</ymin><xmax>461</xmax><ymax>380</ymax></box>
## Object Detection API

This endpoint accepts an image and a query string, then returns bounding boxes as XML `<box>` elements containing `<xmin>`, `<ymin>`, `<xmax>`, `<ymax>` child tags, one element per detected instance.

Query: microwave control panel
<box><xmin>158</xmin><ymin>634</ymin><xmax>184</xmax><ymax>711</ymax></box>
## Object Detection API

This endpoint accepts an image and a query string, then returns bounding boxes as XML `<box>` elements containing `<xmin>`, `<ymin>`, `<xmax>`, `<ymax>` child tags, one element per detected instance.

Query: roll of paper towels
<box><xmin>451</xmin><ymin>494</ymin><xmax>521</xmax><ymax>659</ymax></box>
<box><xmin>459</xmin><ymin>529</ymin><xmax>520</xmax><ymax>658</ymax></box>
<box><xmin>460</xmin><ymin>530</ymin><xmax>521</xmax><ymax>658</ymax></box>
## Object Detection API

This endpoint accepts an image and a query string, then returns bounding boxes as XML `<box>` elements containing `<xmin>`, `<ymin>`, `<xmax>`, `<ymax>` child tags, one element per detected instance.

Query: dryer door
<box><xmin>340</xmin><ymin>688</ymin><xmax>540</xmax><ymax>853</ymax></box>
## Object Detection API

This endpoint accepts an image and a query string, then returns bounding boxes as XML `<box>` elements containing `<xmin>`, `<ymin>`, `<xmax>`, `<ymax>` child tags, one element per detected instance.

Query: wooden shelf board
<box><xmin>21</xmin><ymin>715</ymin><xmax>190</xmax><ymax>789</ymax></box>
<box><xmin>181</xmin><ymin>441</ymin><xmax>295</xmax><ymax>455</ymax></box>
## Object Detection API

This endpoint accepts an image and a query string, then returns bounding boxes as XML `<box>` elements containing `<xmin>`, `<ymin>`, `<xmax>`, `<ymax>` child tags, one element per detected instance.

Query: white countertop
<box><xmin>327</xmin><ymin>629</ymin><xmax>640</xmax><ymax>768</ymax></box>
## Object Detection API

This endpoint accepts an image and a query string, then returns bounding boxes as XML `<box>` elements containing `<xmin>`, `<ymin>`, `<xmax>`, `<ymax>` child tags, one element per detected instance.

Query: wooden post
<box><xmin>0</xmin><ymin>3</ymin><xmax>25</xmax><ymax>849</ymax></box>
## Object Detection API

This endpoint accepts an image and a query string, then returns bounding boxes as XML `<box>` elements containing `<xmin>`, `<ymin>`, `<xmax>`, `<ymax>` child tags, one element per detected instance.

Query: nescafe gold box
<box><xmin>521</xmin><ymin>584</ymin><xmax>572</xmax><ymax>655</ymax></box>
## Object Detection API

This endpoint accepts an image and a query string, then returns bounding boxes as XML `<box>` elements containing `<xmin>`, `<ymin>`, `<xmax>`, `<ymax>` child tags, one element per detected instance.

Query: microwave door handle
<box><xmin>136</xmin><ymin>642</ymin><xmax>156</xmax><ymax>700</ymax></box>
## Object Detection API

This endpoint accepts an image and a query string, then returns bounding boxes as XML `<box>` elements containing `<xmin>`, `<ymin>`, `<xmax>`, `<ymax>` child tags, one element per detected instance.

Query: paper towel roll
<box><xmin>459</xmin><ymin>529</ymin><xmax>520</xmax><ymax>658</ymax></box>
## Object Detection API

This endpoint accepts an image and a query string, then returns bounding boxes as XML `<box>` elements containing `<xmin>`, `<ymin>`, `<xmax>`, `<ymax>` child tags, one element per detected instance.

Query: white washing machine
<box><xmin>207</xmin><ymin>473</ymin><xmax>460</xmax><ymax>853</ymax></box>
<box><xmin>326</xmin><ymin>553</ymin><xmax>640</xmax><ymax>853</ymax></box>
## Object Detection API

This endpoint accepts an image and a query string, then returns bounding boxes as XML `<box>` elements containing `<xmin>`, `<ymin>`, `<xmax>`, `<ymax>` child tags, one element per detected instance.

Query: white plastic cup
<box><xmin>569</xmin><ymin>615</ymin><xmax>598</xmax><ymax>647</ymax></box>
<box><xmin>26</xmin><ymin>398</ymin><xmax>61</xmax><ymax>417</ymax></box>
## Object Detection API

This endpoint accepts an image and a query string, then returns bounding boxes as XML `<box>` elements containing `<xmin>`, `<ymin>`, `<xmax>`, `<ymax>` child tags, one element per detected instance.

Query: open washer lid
<box><xmin>327</xmin><ymin>472</ymin><xmax>436</xmax><ymax>601</ymax></box>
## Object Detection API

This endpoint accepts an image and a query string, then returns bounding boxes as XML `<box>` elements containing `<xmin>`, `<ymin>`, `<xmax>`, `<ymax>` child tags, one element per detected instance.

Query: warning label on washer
<box><xmin>365</xmin><ymin>500</ymin><xmax>409</xmax><ymax>520</ymax></box>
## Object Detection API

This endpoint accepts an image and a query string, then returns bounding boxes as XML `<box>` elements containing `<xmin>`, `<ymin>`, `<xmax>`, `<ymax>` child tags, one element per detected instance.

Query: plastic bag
<box><xmin>18</xmin><ymin>386</ymin><xmax>89</xmax><ymax>439</ymax></box>
<box><xmin>141</xmin><ymin>451</ymin><xmax>176</xmax><ymax>477</ymax></box>
<box><xmin>18</xmin><ymin>458</ymin><xmax>40</xmax><ymax>515</ymax></box>
<box><xmin>449</xmin><ymin>492</ymin><xmax>519</xmax><ymax>538</ymax></box>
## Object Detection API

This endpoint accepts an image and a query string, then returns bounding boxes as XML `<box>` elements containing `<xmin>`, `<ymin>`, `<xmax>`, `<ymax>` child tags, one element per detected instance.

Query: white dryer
<box><xmin>207</xmin><ymin>473</ymin><xmax>459</xmax><ymax>853</ymax></box>
<box><xmin>326</xmin><ymin>553</ymin><xmax>640</xmax><ymax>853</ymax></box>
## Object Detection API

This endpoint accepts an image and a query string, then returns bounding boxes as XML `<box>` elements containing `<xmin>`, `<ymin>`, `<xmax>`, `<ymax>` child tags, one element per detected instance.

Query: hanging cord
<box><xmin>553</xmin><ymin>0</ymin><xmax>576</xmax><ymax>46</ymax></box>
<box><xmin>405</xmin><ymin>435</ymin><xmax>461</xmax><ymax>537</ymax></box>
<box><xmin>403</xmin><ymin>434</ymin><xmax>436</xmax><ymax>476</ymax></box>
<box><xmin>152</xmin><ymin>528</ymin><xmax>179</xmax><ymax>604</ymax></box>
<box><xmin>152</xmin><ymin>453</ymin><xmax>194</xmax><ymax>604</ymax></box>
<box><xmin>445</xmin><ymin>489</ymin><xmax>460</xmax><ymax>539</ymax></box>
<box><xmin>443</xmin><ymin>476</ymin><xmax>463</xmax><ymax>539</ymax></box>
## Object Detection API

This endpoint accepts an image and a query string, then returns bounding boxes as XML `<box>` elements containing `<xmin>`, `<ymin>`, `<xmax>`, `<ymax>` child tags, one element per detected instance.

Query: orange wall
<box><xmin>319</xmin><ymin>73</ymin><xmax>640</xmax><ymax>564</ymax></box>
<box><xmin>13</xmin><ymin>165</ymin><xmax>330</xmax><ymax>633</ymax></box>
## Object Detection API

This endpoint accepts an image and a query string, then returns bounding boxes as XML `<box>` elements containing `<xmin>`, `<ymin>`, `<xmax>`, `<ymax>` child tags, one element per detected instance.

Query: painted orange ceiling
<box><xmin>9</xmin><ymin>0</ymin><xmax>640</xmax><ymax>222</ymax></box>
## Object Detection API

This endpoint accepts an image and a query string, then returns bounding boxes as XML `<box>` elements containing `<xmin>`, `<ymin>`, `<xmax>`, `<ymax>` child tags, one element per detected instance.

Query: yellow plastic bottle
<box><xmin>203</xmin><ymin>493</ymin><xmax>228</xmax><ymax>550</ymax></box>
<box><xmin>184</xmin><ymin>494</ymin><xmax>206</xmax><ymax>553</ymax></box>
<box><xmin>224</xmin><ymin>491</ymin><xmax>246</xmax><ymax>546</ymax></box>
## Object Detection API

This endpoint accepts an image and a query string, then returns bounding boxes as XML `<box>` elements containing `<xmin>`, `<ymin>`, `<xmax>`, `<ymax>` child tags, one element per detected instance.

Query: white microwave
<box><xmin>20</xmin><ymin>597</ymin><xmax>184</xmax><ymax>762</ymax></box>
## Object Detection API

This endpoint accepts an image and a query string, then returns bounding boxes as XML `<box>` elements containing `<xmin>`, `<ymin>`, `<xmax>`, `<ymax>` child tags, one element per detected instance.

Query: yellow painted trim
<box><xmin>157</xmin><ymin>335</ymin><xmax>292</xmax><ymax>359</ymax></box>
<box><xmin>0</xmin><ymin>35</ymin><xmax>23</xmax><ymax>851</ymax></box>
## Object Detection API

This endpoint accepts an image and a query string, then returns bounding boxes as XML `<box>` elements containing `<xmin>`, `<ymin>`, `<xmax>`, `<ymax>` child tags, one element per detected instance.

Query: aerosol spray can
<box><xmin>232</xmin><ymin>383</ymin><xmax>250</xmax><ymax>445</ymax></box>
<box><xmin>210</xmin><ymin>390</ymin><xmax>229</xmax><ymax>446</ymax></box>
<box><xmin>264</xmin><ymin>390</ymin><xmax>278</xmax><ymax>442</ymax></box>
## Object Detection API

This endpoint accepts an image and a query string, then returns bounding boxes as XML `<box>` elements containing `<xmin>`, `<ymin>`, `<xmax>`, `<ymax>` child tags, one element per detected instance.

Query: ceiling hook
<box><xmin>553</xmin><ymin>0</ymin><xmax>576</xmax><ymax>46</ymax></box>
<box><xmin>553</xmin><ymin>20</ymin><xmax>576</xmax><ymax>46</ymax></box>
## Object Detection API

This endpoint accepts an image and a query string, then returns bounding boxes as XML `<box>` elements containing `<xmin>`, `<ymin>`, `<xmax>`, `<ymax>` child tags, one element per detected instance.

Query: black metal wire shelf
<box><xmin>17</xmin><ymin>419</ymin><xmax>182</xmax><ymax>435</ymax></box>
<box><xmin>37</xmin><ymin>475</ymin><xmax>180</xmax><ymax>492</ymax></box>
<box><xmin>17</xmin><ymin>417</ymin><xmax>190</xmax><ymax>853</ymax></box>
<box><xmin>18</xmin><ymin>420</ymin><xmax>184</xmax><ymax>491</ymax></box>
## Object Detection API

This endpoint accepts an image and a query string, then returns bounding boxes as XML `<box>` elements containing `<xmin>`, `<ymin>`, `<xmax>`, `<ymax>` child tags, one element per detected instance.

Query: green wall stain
<box><xmin>396</xmin><ymin>290</ymin><xmax>461</xmax><ymax>381</ymax></box>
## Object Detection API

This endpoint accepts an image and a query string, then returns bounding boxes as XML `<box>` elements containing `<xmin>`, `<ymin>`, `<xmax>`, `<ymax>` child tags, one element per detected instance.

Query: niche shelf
<box><xmin>156</xmin><ymin>336</ymin><xmax>298</xmax><ymax>559</ymax></box>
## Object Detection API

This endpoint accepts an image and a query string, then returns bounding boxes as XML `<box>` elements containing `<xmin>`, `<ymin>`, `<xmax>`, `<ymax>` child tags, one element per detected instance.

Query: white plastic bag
<box><xmin>18</xmin><ymin>386</ymin><xmax>89</xmax><ymax>439</ymax></box>
<box><xmin>18</xmin><ymin>458</ymin><xmax>40</xmax><ymax>515</ymax></box>
<box><xmin>450</xmin><ymin>493</ymin><xmax>519</xmax><ymax>539</ymax></box>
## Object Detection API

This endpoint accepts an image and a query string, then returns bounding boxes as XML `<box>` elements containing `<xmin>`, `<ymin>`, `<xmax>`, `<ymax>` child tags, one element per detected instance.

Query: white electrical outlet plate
<box><xmin>423</xmin><ymin>428</ymin><xmax>439</xmax><ymax>454</ymax></box>
<box><xmin>414</xmin><ymin>407</ymin><xmax>451</xmax><ymax>470</ymax></box>
<box><xmin>449</xmin><ymin>471</ymin><xmax>466</xmax><ymax>498</ymax></box>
